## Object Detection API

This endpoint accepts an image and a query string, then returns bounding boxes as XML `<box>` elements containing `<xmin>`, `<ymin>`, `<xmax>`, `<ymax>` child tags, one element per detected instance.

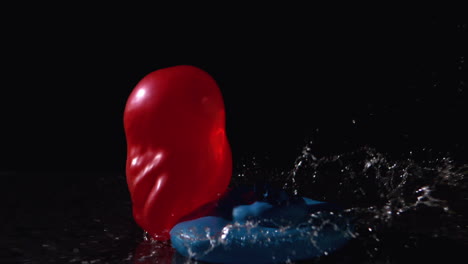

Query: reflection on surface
<box><xmin>132</xmin><ymin>240</ymin><xmax>193</xmax><ymax>264</ymax></box>
<box><xmin>132</xmin><ymin>240</ymin><xmax>174</xmax><ymax>264</ymax></box>
<box><xmin>3</xmin><ymin>145</ymin><xmax>467</xmax><ymax>263</ymax></box>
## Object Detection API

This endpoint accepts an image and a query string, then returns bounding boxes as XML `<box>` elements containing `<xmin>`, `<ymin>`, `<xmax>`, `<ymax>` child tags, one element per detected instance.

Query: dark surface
<box><xmin>1</xmin><ymin>172</ymin><xmax>141</xmax><ymax>263</ymax></box>
<box><xmin>1</xmin><ymin>9</ymin><xmax>467</xmax><ymax>264</ymax></box>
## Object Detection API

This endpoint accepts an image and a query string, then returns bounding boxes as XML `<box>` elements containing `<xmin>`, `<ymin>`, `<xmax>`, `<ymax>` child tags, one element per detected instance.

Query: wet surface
<box><xmin>2</xmin><ymin>147</ymin><xmax>467</xmax><ymax>263</ymax></box>
<box><xmin>1</xmin><ymin>172</ymin><xmax>141</xmax><ymax>263</ymax></box>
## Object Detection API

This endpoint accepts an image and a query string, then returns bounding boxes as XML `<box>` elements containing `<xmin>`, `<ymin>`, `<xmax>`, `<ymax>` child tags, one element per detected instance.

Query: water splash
<box><xmin>277</xmin><ymin>146</ymin><xmax>468</xmax><ymax>262</ymax></box>
<box><xmin>135</xmin><ymin>146</ymin><xmax>467</xmax><ymax>263</ymax></box>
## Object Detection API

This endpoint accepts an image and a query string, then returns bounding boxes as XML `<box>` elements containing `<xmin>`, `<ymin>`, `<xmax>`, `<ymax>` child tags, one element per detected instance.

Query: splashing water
<box><xmin>280</xmin><ymin>145</ymin><xmax>468</xmax><ymax>263</ymax></box>
<box><xmin>135</xmin><ymin>144</ymin><xmax>467</xmax><ymax>263</ymax></box>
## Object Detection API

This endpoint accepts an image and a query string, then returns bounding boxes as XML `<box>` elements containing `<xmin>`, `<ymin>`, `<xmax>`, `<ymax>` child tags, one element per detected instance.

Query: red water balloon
<box><xmin>124</xmin><ymin>65</ymin><xmax>232</xmax><ymax>240</ymax></box>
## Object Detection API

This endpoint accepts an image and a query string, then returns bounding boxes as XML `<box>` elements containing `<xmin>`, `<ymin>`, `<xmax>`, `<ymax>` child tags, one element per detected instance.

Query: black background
<box><xmin>1</xmin><ymin>11</ymin><xmax>466</xmax><ymax>173</ymax></box>
<box><xmin>0</xmin><ymin>7</ymin><xmax>467</xmax><ymax>263</ymax></box>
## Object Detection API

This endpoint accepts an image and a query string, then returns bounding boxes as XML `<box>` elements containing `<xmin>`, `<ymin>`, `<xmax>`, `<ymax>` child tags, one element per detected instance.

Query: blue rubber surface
<box><xmin>170</xmin><ymin>185</ymin><xmax>353</xmax><ymax>263</ymax></box>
